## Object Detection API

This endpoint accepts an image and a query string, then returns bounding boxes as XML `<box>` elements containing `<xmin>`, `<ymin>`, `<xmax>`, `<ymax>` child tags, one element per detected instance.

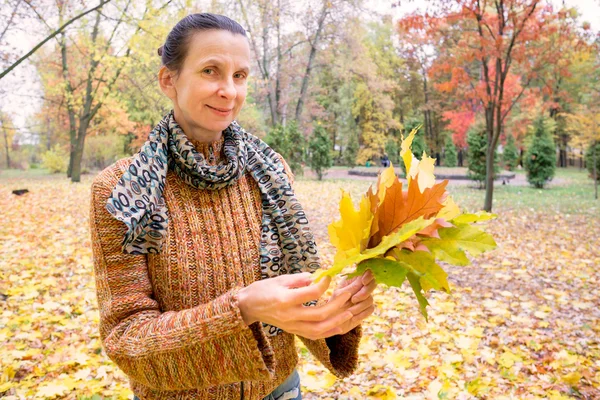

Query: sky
<box><xmin>1</xmin><ymin>0</ymin><xmax>600</xmax><ymax>141</ymax></box>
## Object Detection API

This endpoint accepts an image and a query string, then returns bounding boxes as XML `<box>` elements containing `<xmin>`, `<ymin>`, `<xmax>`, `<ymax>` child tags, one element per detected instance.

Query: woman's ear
<box><xmin>158</xmin><ymin>66</ymin><xmax>177</xmax><ymax>100</ymax></box>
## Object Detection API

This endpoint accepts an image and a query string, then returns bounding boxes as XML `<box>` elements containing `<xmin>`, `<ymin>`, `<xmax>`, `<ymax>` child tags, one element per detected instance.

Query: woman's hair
<box><xmin>158</xmin><ymin>13</ymin><xmax>247</xmax><ymax>74</ymax></box>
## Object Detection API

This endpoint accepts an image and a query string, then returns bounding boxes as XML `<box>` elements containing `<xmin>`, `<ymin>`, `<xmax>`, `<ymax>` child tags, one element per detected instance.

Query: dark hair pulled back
<box><xmin>158</xmin><ymin>13</ymin><xmax>247</xmax><ymax>74</ymax></box>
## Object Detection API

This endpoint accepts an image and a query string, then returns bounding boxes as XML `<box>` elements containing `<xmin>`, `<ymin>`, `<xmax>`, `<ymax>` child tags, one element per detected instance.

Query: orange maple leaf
<box><xmin>368</xmin><ymin>175</ymin><xmax>450</xmax><ymax>248</ymax></box>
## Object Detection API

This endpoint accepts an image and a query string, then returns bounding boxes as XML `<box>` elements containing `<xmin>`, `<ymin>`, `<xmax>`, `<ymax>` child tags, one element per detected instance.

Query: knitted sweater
<box><xmin>88</xmin><ymin>135</ymin><xmax>363</xmax><ymax>400</ymax></box>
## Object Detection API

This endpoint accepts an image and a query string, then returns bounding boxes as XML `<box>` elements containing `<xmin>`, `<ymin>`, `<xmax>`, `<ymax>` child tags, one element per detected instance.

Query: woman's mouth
<box><xmin>207</xmin><ymin>105</ymin><xmax>233</xmax><ymax>116</ymax></box>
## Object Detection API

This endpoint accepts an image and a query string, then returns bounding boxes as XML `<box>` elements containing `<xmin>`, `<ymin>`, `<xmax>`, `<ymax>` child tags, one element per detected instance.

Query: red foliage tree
<box><xmin>401</xmin><ymin>0</ymin><xmax>561</xmax><ymax>211</ymax></box>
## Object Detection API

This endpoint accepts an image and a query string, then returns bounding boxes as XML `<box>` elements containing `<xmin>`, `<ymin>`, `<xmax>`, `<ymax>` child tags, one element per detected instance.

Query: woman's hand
<box><xmin>237</xmin><ymin>272</ymin><xmax>356</xmax><ymax>341</ymax></box>
<box><xmin>324</xmin><ymin>269</ymin><xmax>377</xmax><ymax>336</ymax></box>
<box><xmin>332</xmin><ymin>269</ymin><xmax>376</xmax><ymax>305</ymax></box>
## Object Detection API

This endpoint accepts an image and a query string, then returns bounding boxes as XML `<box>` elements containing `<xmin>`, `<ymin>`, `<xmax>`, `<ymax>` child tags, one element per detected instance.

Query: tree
<box><xmin>308</xmin><ymin>123</ymin><xmax>333</xmax><ymax>180</ymax></box>
<box><xmin>585</xmin><ymin>142</ymin><xmax>600</xmax><ymax>182</ymax></box>
<box><xmin>467</xmin><ymin>121</ymin><xmax>499</xmax><ymax>188</ymax></box>
<box><xmin>342</xmin><ymin>131</ymin><xmax>359</xmax><ymax>167</ymax></box>
<box><xmin>524</xmin><ymin>116</ymin><xmax>556</xmax><ymax>188</ymax></box>
<box><xmin>443</xmin><ymin>134</ymin><xmax>457</xmax><ymax>167</ymax></box>
<box><xmin>347</xmin><ymin>19</ymin><xmax>401</xmax><ymax>165</ymax></box>
<box><xmin>0</xmin><ymin>112</ymin><xmax>17</xmax><ymax>169</ymax></box>
<box><xmin>312</xmin><ymin>64</ymin><xmax>358</xmax><ymax>165</ymax></box>
<box><xmin>531</xmin><ymin>8</ymin><xmax>592</xmax><ymax>167</ymax></box>
<box><xmin>442</xmin><ymin>109</ymin><xmax>476</xmax><ymax>150</ymax></box>
<box><xmin>416</xmin><ymin>0</ymin><xmax>554</xmax><ymax>211</ymax></box>
<box><xmin>234</xmin><ymin>0</ymin><xmax>359</xmax><ymax>127</ymax></box>
<box><xmin>264</xmin><ymin>121</ymin><xmax>306</xmax><ymax>176</ymax></box>
<box><xmin>502</xmin><ymin>133</ymin><xmax>519</xmax><ymax>171</ymax></box>
<box><xmin>385</xmin><ymin>137</ymin><xmax>399</xmax><ymax>166</ymax></box>
<box><xmin>116</xmin><ymin>5</ymin><xmax>176</xmax><ymax>138</ymax></box>
<box><xmin>397</xmin><ymin>12</ymin><xmax>446</xmax><ymax>158</ymax></box>
<box><xmin>28</xmin><ymin>0</ymin><xmax>171</xmax><ymax>182</ymax></box>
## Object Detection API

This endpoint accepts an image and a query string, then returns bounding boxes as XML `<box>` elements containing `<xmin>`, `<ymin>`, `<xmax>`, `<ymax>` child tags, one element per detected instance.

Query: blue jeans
<box><xmin>262</xmin><ymin>368</ymin><xmax>302</xmax><ymax>400</ymax></box>
<box><xmin>131</xmin><ymin>369</ymin><xmax>301</xmax><ymax>400</ymax></box>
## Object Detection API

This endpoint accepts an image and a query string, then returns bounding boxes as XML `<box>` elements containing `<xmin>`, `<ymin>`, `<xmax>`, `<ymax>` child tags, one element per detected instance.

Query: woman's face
<box><xmin>160</xmin><ymin>29</ymin><xmax>251</xmax><ymax>138</ymax></box>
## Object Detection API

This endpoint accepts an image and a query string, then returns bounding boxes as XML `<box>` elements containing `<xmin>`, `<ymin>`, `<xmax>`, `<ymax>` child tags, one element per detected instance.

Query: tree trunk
<box><xmin>295</xmin><ymin>1</ymin><xmax>328</xmax><ymax>122</ymax></box>
<box><xmin>594</xmin><ymin>140</ymin><xmax>597</xmax><ymax>200</ymax></box>
<box><xmin>261</xmin><ymin>5</ymin><xmax>278</xmax><ymax>126</ymax></box>
<box><xmin>2</xmin><ymin>125</ymin><xmax>10</xmax><ymax>169</ymax></box>
<box><xmin>561</xmin><ymin>135</ymin><xmax>568</xmax><ymax>167</ymax></box>
<box><xmin>236</xmin><ymin>0</ymin><xmax>277</xmax><ymax>126</ymax></box>
<box><xmin>67</xmin><ymin>146</ymin><xmax>74</xmax><ymax>177</ymax></box>
<box><xmin>68</xmin><ymin>10</ymin><xmax>101</xmax><ymax>182</ymax></box>
<box><xmin>275</xmin><ymin>0</ymin><xmax>282</xmax><ymax>125</ymax></box>
<box><xmin>71</xmin><ymin>133</ymin><xmax>86</xmax><ymax>182</ymax></box>
<box><xmin>483</xmin><ymin>107</ymin><xmax>495</xmax><ymax>212</ymax></box>
<box><xmin>422</xmin><ymin>73</ymin><xmax>430</xmax><ymax>142</ymax></box>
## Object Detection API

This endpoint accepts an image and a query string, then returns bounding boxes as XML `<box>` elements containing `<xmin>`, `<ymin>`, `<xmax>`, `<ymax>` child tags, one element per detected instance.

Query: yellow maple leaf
<box><xmin>372</xmin><ymin>163</ymin><xmax>397</xmax><ymax>205</ymax></box>
<box><xmin>416</xmin><ymin>151</ymin><xmax>436</xmax><ymax>192</ymax></box>
<box><xmin>322</xmin><ymin>372</ymin><xmax>337</xmax><ymax>388</ymax></box>
<box><xmin>400</xmin><ymin>126</ymin><xmax>419</xmax><ymax>183</ymax></box>
<box><xmin>325</xmin><ymin>190</ymin><xmax>373</xmax><ymax>264</ymax></box>
<box><xmin>437</xmin><ymin>196</ymin><xmax>461</xmax><ymax>221</ymax></box>
<box><xmin>401</xmin><ymin>125</ymin><xmax>436</xmax><ymax>191</ymax></box>
<box><xmin>367</xmin><ymin>384</ymin><xmax>397</xmax><ymax>399</ymax></box>
<box><xmin>562</xmin><ymin>371</ymin><xmax>582</xmax><ymax>386</ymax></box>
<box><xmin>35</xmin><ymin>383</ymin><xmax>69</xmax><ymax>399</ymax></box>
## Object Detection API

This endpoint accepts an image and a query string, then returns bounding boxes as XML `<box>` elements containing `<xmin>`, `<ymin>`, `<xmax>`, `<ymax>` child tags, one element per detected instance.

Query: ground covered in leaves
<box><xmin>0</xmin><ymin>168</ymin><xmax>598</xmax><ymax>399</ymax></box>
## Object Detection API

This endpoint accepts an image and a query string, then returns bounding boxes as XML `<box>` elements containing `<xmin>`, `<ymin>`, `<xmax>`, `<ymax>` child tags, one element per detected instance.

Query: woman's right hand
<box><xmin>237</xmin><ymin>272</ymin><xmax>354</xmax><ymax>340</ymax></box>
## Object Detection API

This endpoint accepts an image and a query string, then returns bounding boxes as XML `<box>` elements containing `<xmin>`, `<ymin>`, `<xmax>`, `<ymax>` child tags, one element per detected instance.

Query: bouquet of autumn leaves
<box><xmin>313</xmin><ymin>128</ymin><xmax>498</xmax><ymax>319</ymax></box>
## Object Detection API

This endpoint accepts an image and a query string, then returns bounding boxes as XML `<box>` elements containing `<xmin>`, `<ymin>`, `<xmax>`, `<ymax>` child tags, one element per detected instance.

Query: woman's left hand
<box><xmin>322</xmin><ymin>269</ymin><xmax>377</xmax><ymax>337</ymax></box>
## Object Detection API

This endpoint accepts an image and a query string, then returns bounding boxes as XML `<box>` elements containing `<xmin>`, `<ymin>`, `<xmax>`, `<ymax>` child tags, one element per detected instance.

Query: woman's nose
<box><xmin>217</xmin><ymin>77</ymin><xmax>237</xmax><ymax>99</ymax></box>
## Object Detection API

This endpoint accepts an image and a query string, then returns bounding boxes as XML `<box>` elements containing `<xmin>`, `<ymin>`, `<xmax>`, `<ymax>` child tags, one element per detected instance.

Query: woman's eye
<box><xmin>234</xmin><ymin>73</ymin><xmax>246</xmax><ymax>79</ymax></box>
<box><xmin>202</xmin><ymin>68</ymin><xmax>215</xmax><ymax>75</ymax></box>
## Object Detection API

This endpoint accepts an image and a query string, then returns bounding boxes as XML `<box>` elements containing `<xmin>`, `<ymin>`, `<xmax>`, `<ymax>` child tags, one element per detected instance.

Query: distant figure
<box><xmin>381</xmin><ymin>154</ymin><xmax>390</xmax><ymax>168</ymax></box>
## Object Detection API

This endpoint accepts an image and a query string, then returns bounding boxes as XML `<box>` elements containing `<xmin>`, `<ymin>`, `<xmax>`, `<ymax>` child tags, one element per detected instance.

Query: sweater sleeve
<box><xmin>277</xmin><ymin>153</ymin><xmax>295</xmax><ymax>186</ymax></box>
<box><xmin>89</xmin><ymin>166</ymin><xmax>276</xmax><ymax>391</ymax></box>
<box><xmin>296</xmin><ymin>298</ymin><xmax>363</xmax><ymax>378</ymax></box>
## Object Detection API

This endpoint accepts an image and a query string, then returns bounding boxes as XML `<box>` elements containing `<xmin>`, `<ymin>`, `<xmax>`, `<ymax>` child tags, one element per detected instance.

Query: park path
<box><xmin>300</xmin><ymin>167</ymin><xmax>568</xmax><ymax>187</ymax></box>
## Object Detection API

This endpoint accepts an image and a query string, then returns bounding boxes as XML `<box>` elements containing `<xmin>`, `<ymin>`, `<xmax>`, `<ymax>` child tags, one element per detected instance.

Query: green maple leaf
<box><xmin>420</xmin><ymin>223</ymin><xmax>497</xmax><ymax>266</ymax></box>
<box><xmin>345</xmin><ymin>249</ymin><xmax>449</xmax><ymax>320</ymax></box>
<box><xmin>346</xmin><ymin>258</ymin><xmax>409</xmax><ymax>288</ymax></box>
<box><xmin>388</xmin><ymin>248</ymin><xmax>450</xmax><ymax>293</ymax></box>
<box><xmin>344</xmin><ymin>257</ymin><xmax>430</xmax><ymax>319</ymax></box>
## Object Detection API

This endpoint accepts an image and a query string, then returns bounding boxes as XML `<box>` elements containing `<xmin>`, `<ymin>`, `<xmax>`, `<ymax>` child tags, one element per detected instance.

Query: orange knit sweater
<box><xmin>88</xmin><ymin>136</ymin><xmax>363</xmax><ymax>400</ymax></box>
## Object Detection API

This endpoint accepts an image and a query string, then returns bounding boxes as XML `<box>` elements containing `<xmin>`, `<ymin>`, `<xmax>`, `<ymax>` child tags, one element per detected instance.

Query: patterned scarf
<box><xmin>105</xmin><ymin>110</ymin><xmax>320</xmax><ymax>336</ymax></box>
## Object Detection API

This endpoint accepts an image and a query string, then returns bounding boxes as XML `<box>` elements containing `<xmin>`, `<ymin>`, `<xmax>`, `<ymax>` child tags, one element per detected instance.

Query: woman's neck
<box><xmin>173</xmin><ymin>108</ymin><xmax>223</xmax><ymax>143</ymax></box>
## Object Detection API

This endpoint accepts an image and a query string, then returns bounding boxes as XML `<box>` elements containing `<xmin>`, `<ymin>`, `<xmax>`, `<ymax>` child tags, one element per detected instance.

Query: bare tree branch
<box><xmin>0</xmin><ymin>0</ymin><xmax>112</xmax><ymax>81</ymax></box>
<box><xmin>0</xmin><ymin>0</ymin><xmax>23</xmax><ymax>43</ymax></box>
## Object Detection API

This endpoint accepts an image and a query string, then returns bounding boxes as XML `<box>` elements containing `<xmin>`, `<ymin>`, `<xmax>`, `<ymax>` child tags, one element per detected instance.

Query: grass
<box><xmin>0</xmin><ymin>168</ymin><xmax>56</xmax><ymax>179</ymax></box>
<box><xmin>0</xmin><ymin>168</ymin><xmax>98</xmax><ymax>183</ymax></box>
<box><xmin>297</xmin><ymin>167</ymin><xmax>599</xmax><ymax>217</ymax></box>
<box><xmin>450</xmin><ymin>181</ymin><xmax>598</xmax><ymax>216</ymax></box>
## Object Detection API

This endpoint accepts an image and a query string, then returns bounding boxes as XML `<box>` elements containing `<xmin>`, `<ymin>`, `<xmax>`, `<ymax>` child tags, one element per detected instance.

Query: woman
<box><xmin>89</xmin><ymin>13</ymin><xmax>376</xmax><ymax>400</ymax></box>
